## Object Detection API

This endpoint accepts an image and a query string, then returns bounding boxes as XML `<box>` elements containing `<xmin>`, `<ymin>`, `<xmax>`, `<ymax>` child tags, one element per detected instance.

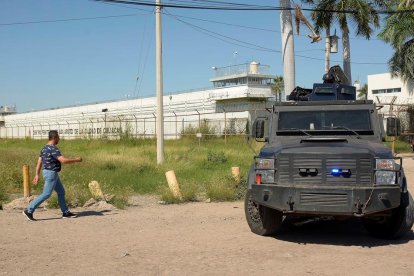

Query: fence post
<box><xmin>144</xmin><ymin>118</ymin><xmax>146</xmax><ymax>138</ymax></box>
<box><xmin>23</xmin><ymin>164</ymin><xmax>30</xmax><ymax>197</ymax></box>
<box><xmin>134</xmin><ymin>115</ymin><xmax>138</xmax><ymax>138</ymax></box>
<box><xmin>223</xmin><ymin>108</ymin><xmax>227</xmax><ymax>145</ymax></box>
<box><xmin>77</xmin><ymin>120</ymin><xmax>81</xmax><ymax>139</ymax></box>
<box><xmin>153</xmin><ymin>113</ymin><xmax>156</xmax><ymax>137</ymax></box>
<box><xmin>196</xmin><ymin>110</ymin><xmax>201</xmax><ymax>130</ymax></box>
<box><xmin>173</xmin><ymin>111</ymin><xmax>178</xmax><ymax>139</ymax></box>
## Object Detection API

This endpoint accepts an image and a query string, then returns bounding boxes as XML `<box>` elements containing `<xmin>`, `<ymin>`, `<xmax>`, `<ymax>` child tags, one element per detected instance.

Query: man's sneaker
<box><xmin>23</xmin><ymin>209</ymin><xmax>36</xmax><ymax>221</ymax></box>
<box><xmin>62</xmin><ymin>211</ymin><xmax>77</xmax><ymax>218</ymax></box>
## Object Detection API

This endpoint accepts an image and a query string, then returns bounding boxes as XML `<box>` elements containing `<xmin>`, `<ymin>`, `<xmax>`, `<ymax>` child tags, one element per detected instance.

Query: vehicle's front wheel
<box><xmin>244</xmin><ymin>189</ymin><xmax>283</xmax><ymax>236</ymax></box>
<box><xmin>363</xmin><ymin>192</ymin><xmax>414</xmax><ymax>239</ymax></box>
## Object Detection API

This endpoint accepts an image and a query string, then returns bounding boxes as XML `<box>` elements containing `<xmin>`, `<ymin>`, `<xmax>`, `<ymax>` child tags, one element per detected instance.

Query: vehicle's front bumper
<box><xmin>251</xmin><ymin>184</ymin><xmax>401</xmax><ymax>216</ymax></box>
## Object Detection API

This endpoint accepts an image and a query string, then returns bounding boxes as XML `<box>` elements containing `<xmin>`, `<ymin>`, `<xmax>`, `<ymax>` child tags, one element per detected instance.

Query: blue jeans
<box><xmin>27</xmin><ymin>170</ymin><xmax>68</xmax><ymax>214</ymax></box>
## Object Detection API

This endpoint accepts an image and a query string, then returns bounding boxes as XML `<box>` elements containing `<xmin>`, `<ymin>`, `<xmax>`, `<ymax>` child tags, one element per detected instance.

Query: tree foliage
<box><xmin>271</xmin><ymin>76</ymin><xmax>284</xmax><ymax>101</ymax></box>
<box><xmin>357</xmin><ymin>83</ymin><xmax>368</xmax><ymax>99</ymax></box>
<box><xmin>303</xmin><ymin>0</ymin><xmax>386</xmax><ymax>84</ymax></box>
<box><xmin>379</xmin><ymin>1</ymin><xmax>414</xmax><ymax>81</ymax></box>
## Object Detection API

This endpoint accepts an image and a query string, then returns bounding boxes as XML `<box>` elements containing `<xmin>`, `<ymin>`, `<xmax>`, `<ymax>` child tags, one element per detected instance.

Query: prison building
<box><xmin>1</xmin><ymin>62</ymin><xmax>276</xmax><ymax>139</ymax></box>
<box><xmin>367</xmin><ymin>73</ymin><xmax>414</xmax><ymax>133</ymax></box>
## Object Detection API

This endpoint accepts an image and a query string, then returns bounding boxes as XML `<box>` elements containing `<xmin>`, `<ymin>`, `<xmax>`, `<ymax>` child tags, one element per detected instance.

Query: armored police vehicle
<box><xmin>245</xmin><ymin>66</ymin><xmax>414</xmax><ymax>239</ymax></box>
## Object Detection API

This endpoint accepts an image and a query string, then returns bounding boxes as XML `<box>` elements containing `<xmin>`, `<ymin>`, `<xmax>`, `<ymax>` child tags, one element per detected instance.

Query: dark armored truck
<box><xmin>245</xmin><ymin>67</ymin><xmax>414</xmax><ymax>239</ymax></box>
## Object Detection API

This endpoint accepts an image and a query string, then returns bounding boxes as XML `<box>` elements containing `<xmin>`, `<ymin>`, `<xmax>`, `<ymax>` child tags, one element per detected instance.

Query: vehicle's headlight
<box><xmin>376</xmin><ymin>159</ymin><xmax>395</xmax><ymax>170</ymax></box>
<box><xmin>375</xmin><ymin>171</ymin><xmax>396</xmax><ymax>185</ymax></box>
<box><xmin>256</xmin><ymin>158</ymin><xmax>275</xmax><ymax>169</ymax></box>
<box><xmin>375</xmin><ymin>159</ymin><xmax>397</xmax><ymax>185</ymax></box>
<box><xmin>256</xmin><ymin>170</ymin><xmax>275</xmax><ymax>183</ymax></box>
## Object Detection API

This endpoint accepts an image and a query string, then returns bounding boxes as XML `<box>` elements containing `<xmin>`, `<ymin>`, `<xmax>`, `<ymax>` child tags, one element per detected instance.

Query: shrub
<box><xmin>181</xmin><ymin>120</ymin><xmax>216</xmax><ymax>139</ymax></box>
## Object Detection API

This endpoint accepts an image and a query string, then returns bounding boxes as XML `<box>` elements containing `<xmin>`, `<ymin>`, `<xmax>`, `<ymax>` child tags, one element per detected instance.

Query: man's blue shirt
<box><xmin>40</xmin><ymin>144</ymin><xmax>62</xmax><ymax>172</ymax></box>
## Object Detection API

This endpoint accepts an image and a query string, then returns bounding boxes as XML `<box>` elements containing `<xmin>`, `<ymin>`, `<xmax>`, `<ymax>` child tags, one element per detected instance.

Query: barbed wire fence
<box><xmin>0</xmin><ymin>109</ymin><xmax>256</xmax><ymax>142</ymax></box>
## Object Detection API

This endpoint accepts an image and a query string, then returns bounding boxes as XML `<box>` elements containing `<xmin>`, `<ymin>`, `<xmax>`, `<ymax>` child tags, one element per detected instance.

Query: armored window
<box><xmin>277</xmin><ymin>110</ymin><xmax>373</xmax><ymax>136</ymax></box>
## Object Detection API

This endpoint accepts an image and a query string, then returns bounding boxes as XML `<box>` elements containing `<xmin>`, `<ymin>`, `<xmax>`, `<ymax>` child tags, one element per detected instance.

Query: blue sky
<box><xmin>0</xmin><ymin>0</ymin><xmax>393</xmax><ymax>112</ymax></box>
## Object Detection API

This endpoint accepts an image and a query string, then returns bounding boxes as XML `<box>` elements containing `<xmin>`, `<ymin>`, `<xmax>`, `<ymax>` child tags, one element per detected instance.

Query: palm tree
<box><xmin>301</xmin><ymin>1</ymin><xmax>333</xmax><ymax>73</ymax></box>
<box><xmin>271</xmin><ymin>76</ymin><xmax>285</xmax><ymax>101</ymax></box>
<box><xmin>303</xmin><ymin>1</ymin><xmax>386</xmax><ymax>84</ymax></box>
<box><xmin>399</xmin><ymin>0</ymin><xmax>414</xmax><ymax>8</ymax></box>
<box><xmin>379</xmin><ymin>1</ymin><xmax>414</xmax><ymax>81</ymax></box>
<box><xmin>357</xmin><ymin>83</ymin><xmax>368</xmax><ymax>99</ymax></box>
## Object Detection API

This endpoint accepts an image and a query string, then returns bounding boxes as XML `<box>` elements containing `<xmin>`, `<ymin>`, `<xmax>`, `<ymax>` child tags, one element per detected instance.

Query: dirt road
<box><xmin>2</xmin><ymin>157</ymin><xmax>414</xmax><ymax>275</ymax></box>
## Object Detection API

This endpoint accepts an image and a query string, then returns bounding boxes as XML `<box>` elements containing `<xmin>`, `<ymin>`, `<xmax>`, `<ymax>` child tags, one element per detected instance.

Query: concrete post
<box><xmin>165</xmin><ymin>170</ymin><xmax>182</xmax><ymax>200</ymax></box>
<box><xmin>23</xmin><ymin>165</ymin><xmax>30</xmax><ymax>197</ymax></box>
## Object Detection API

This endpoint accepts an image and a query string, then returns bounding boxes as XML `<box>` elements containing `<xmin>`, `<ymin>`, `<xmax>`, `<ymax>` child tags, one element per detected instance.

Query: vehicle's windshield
<box><xmin>277</xmin><ymin>110</ymin><xmax>372</xmax><ymax>136</ymax></box>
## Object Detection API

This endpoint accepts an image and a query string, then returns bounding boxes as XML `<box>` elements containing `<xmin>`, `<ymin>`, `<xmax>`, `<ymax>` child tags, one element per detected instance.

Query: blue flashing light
<box><xmin>331</xmin><ymin>168</ymin><xmax>342</xmax><ymax>176</ymax></box>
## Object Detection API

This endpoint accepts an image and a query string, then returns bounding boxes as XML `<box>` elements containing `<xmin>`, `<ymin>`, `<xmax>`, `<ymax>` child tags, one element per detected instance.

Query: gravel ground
<box><xmin>1</xmin><ymin>157</ymin><xmax>414</xmax><ymax>275</ymax></box>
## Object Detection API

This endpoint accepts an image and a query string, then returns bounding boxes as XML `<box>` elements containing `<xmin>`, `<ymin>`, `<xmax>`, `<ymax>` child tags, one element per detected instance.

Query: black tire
<box><xmin>244</xmin><ymin>189</ymin><xmax>283</xmax><ymax>236</ymax></box>
<box><xmin>363</xmin><ymin>192</ymin><xmax>414</xmax><ymax>239</ymax></box>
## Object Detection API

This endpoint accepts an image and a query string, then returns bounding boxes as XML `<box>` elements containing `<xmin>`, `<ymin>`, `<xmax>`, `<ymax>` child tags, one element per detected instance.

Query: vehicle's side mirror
<box><xmin>252</xmin><ymin>119</ymin><xmax>265</xmax><ymax>139</ymax></box>
<box><xmin>386</xmin><ymin>117</ymin><xmax>401</xmax><ymax>137</ymax></box>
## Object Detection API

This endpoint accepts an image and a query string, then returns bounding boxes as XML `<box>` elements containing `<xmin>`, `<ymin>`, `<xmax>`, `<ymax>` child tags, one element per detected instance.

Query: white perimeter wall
<box><xmin>1</xmin><ymin>85</ymin><xmax>271</xmax><ymax>139</ymax></box>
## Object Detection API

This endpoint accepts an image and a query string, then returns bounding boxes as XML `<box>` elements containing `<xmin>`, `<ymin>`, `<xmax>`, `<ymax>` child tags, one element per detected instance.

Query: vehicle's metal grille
<box><xmin>277</xmin><ymin>154</ymin><xmax>373</xmax><ymax>186</ymax></box>
<box><xmin>300</xmin><ymin>192</ymin><xmax>348</xmax><ymax>207</ymax></box>
<box><xmin>292</xmin><ymin>158</ymin><xmax>322</xmax><ymax>184</ymax></box>
<box><xmin>326</xmin><ymin>158</ymin><xmax>356</xmax><ymax>185</ymax></box>
<box><xmin>359</xmin><ymin>158</ymin><xmax>373</xmax><ymax>185</ymax></box>
<box><xmin>278</xmin><ymin>157</ymin><xmax>291</xmax><ymax>184</ymax></box>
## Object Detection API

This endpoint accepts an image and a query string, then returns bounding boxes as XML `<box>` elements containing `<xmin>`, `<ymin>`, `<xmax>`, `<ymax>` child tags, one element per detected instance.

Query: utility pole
<box><xmin>280</xmin><ymin>0</ymin><xmax>295</xmax><ymax>96</ymax></box>
<box><xmin>156</xmin><ymin>0</ymin><xmax>164</xmax><ymax>164</ymax></box>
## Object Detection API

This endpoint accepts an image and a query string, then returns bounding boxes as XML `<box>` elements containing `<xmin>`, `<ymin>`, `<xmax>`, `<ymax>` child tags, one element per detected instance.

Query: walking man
<box><xmin>23</xmin><ymin>130</ymin><xmax>82</xmax><ymax>221</ymax></box>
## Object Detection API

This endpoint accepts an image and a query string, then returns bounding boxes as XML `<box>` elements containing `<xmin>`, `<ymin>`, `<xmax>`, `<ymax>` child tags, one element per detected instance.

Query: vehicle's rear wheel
<box><xmin>244</xmin><ymin>189</ymin><xmax>283</xmax><ymax>236</ymax></box>
<box><xmin>363</xmin><ymin>192</ymin><xmax>414</xmax><ymax>239</ymax></box>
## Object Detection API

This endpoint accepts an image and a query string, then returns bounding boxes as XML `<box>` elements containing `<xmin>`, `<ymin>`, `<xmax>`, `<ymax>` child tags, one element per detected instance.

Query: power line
<box><xmin>0</xmin><ymin>1</ymin><xmax>387</xmax><ymax>43</ymax></box>
<box><xmin>134</xmin><ymin>12</ymin><xmax>155</xmax><ymax>97</ymax></box>
<box><xmin>0</xmin><ymin>13</ymin><xmax>151</xmax><ymax>27</ymax></box>
<box><xmin>93</xmin><ymin>0</ymin><xmax>155</xmax><ymax>11</ymax></box>
<box><xmin>94</xmin><ymin>0</ymin><xmax>414</xmax><ymax>14</ymax></box>
<box><xmin>164</xmin><ymin>12</ymin><xmax>279</xmax><ymax>33</ymax></box>
<box><xmin>165</xmin><ymin>10</ymin><xmax>387</xmax><ymax>65</ymax></box>
<box><xmin>162</xmin><ymin>11</ymin><xmax>384</xmax><ymax>41</ymax></box>
<box><xmin>164</xmin><ymin>0</ymin><xmax>274</xmax><ymax>8</ymax></box>
<box><xmin>95</xmin><ymin>0</ymin><xmax>279</xmax><ymax>10</ymax></box>
<box><xmin>0</xmin><ymin>7</ymin><xmax>383</xmax><ymax>43</ymax></box>
<box><xmin>164</xmin><ymin>10</ymin><xmax>279</xmax><ymax>53</ymax></box>
<box><xmin>295</xmin><ymin>54</ymin><xmax>386</xmax><ymax>65</ymax></box>
<box><xmin>0</xmin><ymin>1</ymin><xmax>388</xmax><ymax>65</ymax></box>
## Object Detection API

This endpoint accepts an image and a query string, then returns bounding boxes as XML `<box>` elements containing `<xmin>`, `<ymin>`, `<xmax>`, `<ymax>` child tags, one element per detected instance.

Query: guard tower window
<box><xmin>372</xmin><ymin>88</ymin><xmax>401</xmax><ymax>94</ymax></box>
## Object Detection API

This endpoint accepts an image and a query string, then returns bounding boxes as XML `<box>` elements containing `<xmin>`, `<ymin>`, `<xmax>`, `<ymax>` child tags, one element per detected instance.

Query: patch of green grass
<box><xmin>1</xmin><ymin>135</ymin><xmax>411</xmax><ymax>209</ymax></box>
<box><xmin>384</xmin><ymin>137</ymin><xmax>412</xmax><ymax>154</ymax></box>
<box><xmin>0</xmin><ymin>137</ymin><xmax>258</xmax><ymax>208</ymax></box>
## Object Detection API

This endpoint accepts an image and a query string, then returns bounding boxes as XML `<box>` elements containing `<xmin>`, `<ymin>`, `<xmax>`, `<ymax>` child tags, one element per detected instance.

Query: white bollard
<box><xmin>231</xmin><ymin>166</ymin><xmax>241</xmax><ymax>184</ymax></box>
<box><xmin>88</xmin><ymin>180</ymin><xmax>105</xmax><ymax>200</ymax></box>
<box><xmin>165</xmin><ymin>170</ymin><xmax>183</xmax><ymax>200</ymax></box>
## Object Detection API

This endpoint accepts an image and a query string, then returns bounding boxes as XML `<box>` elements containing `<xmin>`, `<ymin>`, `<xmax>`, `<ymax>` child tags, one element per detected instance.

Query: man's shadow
<box><xmin>32</xmin><ymin>210</ymin><xmax>114</xmax><ymax>221</ymax></box>
<box><xmin>75</xmin><ymin>210</ymin><xmax>112</xmax><ymax>217</ymax></box>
